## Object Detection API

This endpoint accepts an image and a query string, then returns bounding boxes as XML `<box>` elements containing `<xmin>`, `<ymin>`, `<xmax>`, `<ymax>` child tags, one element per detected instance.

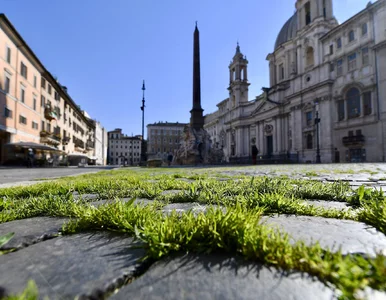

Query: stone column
<box><xmin>277</xmin><ymin>116</ymin><xmax>282</xmax><ymax>153</ymax></box>
<box><xmin>311</xmin><ymin>1</ymin><xmax>318</xmax><ymax>21</ymax></box>
<box><xmin>297</xmin><ymin>46</ymin><xmax>302</xmax><ymax>75</ymax></box>
<box><xmin>269</xmin><ymin>62</ymin><xmax>275</xmax><ymax>86</ymax></box>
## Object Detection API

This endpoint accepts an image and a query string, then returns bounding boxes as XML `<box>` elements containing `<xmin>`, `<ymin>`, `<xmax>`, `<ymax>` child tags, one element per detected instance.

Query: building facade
<box><xmin>147</xmin><ymin>122</ymin><xmax>188</xmax><ymax>158</ymax></box>
<box><xmin>0</xmin><ymin>14</ymin><xmax>106</xmax><ymax>165</ymax></box>
<box><xmin>108</xmin><ymin>128</ymin><xmax>142</xmax><ymax>165</ymax></box>
<box><xmin>93</xmin><ymin>120</ymin><xmax>108</xmax><ymax>165</ymax></box>
<box><xmin>204</xmin><ymin>0</ymin><xmax>386</xmax><ymax>163</ymax></box>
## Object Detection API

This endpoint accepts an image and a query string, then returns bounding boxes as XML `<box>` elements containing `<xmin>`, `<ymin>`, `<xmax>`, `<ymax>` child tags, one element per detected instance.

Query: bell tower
<box><xmin>228</xmin><ymin>43</ymin><xmax>250</xmax><ymax>108</ymax></box>
<box><xmin>296</xmin><ymin>0</ymin><xmax>334</xmax><ymax>30</ymax></box>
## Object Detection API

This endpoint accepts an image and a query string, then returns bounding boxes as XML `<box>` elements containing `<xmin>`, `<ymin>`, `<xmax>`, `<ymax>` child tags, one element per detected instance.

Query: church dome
<box><xmin>274</xmin><ymin>12</ymin><xmax>298</xmax><ymax>51</ymax></box>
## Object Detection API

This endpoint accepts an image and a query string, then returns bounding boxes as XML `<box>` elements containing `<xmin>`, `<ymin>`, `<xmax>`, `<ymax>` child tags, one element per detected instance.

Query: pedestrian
<box><xmin>27</xmin><ymin>148</ymin><xmax>35</xmax><ymax>168</ymax></box>
<box><xmin>167</xmin><ymin>152</ymin><xmax>173</xmax><ymax>166</ymax></box>
<box><xmin>252</xmin><ymin>145</ymin><xmax>259</xmax><ymax>165</ymax></box>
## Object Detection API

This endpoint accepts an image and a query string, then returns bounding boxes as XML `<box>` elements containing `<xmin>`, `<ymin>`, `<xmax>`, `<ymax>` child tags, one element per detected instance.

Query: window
<box><xmin>4</xmin><ymin>76</ymin><xmax>10</xmax><ymax>94</ymax></box>
<box><xmin>41</xmin><ymin>77</ymin><xmax>46</xmax><ymax>89</ymax></box>
<box><xmin>279</xmin><ymin>63</ymin><xmax>284</xmax><ymax>80</ymax></box>
<box><xmin>306</xmin><ymin>134</ymin><xmax>313</xmax><ymax>149</ymax></box>
<box><xmin>347</xmin><ymin>87</ymin><xmax>361</xmax><ymax>118</ymax></box>
<box><xmin>306</xmin><ymin>47</ymin><xmax>315</xmax><ymax>67</ymax></box>
<box><xmin>348</xmin><ymin>53</ymin><xmax>357</xmax><ymax>71</ymax></box>
<box><xmin>356</xmin><ymin>129</ymin><xmax>362</xmax><ymax>136</ymax></box>
<box><xmin>362</xmin><ymin>47</ymin><xmax>369</xmax><ymax>65</ymax></box>
<box><xmin>330</xmin><ymin>62</ymin><xmax>335</xmax><ymax>72</ymax></box>
<box><xmin>47</xmin><ymin>123</ymin><xmax>51</xmax><ymax>132</ymax></box>
<box><xmin>305</xmin><ymin>2</ymin><xmax>311</xmax><ymax>25</ymax></box>
<box><xmin>48</xmin><ymin>84</ymin><xmax>52</xmax><ymax>95</ymax></box>
<box><xmin>54</xmin><ymin>91</ymin><xmax>60</xmax><ymax>101</ymax></box>
<box><xmin>337</xmin><ymin>37</ymin><xmax>342</xmax><ymax>49</ymax></box>
<box><xmin>306</xmin><ymin>111</ymin><xmax>313</xmax><ymax>126</ymax></box>
<box><xmin>6</xmin><ymin>47</ymin><xmax>11</xmax><ymax>64</ymax></box>
<box><xmin>338</xmin><ymin>100</ymin><xmax>345</xmax><ymax>121</ymax></box>
<box><xmin>337</xmin><ymin>59</ymin><xmax>343</xmax><ymax>76</ymax></box>
<box><xmin>323</xmin><ymin>0</ymin><xmax>327</xmax><ymax>18</ymax></box>
<box><xmin>20</xmin><ymin>62</ymin><xmax>28</xmax><ymax>79</ymax></box>
<box><xmin>4</xmin><ymin>107</ymin><xmax>12</xmax><ymax>118</ymax></box>
<box><xmin>19</xmin><ymin>115</ymin><xmax>27</xmax><ymax>125</ymax></box>
<box><xmin>32</xmin><ymin>121</ymin><xmax>38</xmax><ymax>130</ymax></box>
<box><xmin>362</xmin><ymin>23</ymin><xmax>368</xmax><ymax>36</ymax></box>
<box><xmin>41</xmin><ymin>95</ymin><xmax>46</xmax><ymax>107</ymax></box>
<box><xmin>33</xmin><ymin>76</ymin><xmax>37</xmax><ymax>88</ymax></box>
<box><xmin>33</xmin><ymin>97</ymin><xmax>37</xmax><ymax>110</ymax></box>
<box><xmin>348</xmin><ymin>30</ymin><xmax>355</xmax><ymax>42</ymax></box>
<box><xmin>41</xmin><ymin>121</ymin><xmax>45</xmax><ymax>131</ymax></box>
<box><xmin>20</xmin><ymin>87</ymin><xmax>25</xmax><ymax>103</ymax></box>
<box><xmin>363</xmin><ymin>91</ymin><xmax>372</xmax><ymax>115</ymax></box>
<box><xmin>329</xmin><ymin>44</ymin><xmax>334</xmax><ymax>55</ymax></box>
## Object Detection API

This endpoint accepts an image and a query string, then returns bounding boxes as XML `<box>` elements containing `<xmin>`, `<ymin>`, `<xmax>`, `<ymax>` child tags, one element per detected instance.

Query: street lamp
<box><xmin>131</xmin><ymin>133</ymin><xmax>134</xmax><ymax>166</ymax></box>
<box><xmin>140</xmin><ymin>80</ymin><xmax>146</xmax><ymax>164</ymax></box>
<box><xmin>315</xmin><ymin>102</ymin><xmax>321</xmax><ymax>163</ymax></box>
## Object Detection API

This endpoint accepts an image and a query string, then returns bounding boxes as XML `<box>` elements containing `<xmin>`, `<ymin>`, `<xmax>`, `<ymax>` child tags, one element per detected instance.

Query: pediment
<box><xmin>250</xmin><ymin>100</ymin><xmax>279</xmax><ymax>116</ymax></box>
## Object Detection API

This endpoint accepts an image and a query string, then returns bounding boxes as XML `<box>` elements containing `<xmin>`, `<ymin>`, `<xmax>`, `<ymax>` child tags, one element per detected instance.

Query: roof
<box><xmin>274</xmin><ymin>12</ymin><xmax>298</xmax><ymax>51</ymax></box>
<box><xmin>147</xmin><ymin>122</ymin><xmax>188</xmax><ymax>127</ymax></box>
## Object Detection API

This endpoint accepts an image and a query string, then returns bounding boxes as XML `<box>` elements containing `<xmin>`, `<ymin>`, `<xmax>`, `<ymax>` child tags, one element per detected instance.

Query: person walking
<box><xmin>167</xmin><ymin>152</ymin><xmax>173</xmax><ymax>166</ymax></box>
<box><xmin>252</xmin><ymin>145</ymin><xmax>259</xmax><ymax>165</ymax></box>
<box><xmin>27</xmin><ymin>148</ymin><xmax>35</xmax><ymax>168</ymax></box>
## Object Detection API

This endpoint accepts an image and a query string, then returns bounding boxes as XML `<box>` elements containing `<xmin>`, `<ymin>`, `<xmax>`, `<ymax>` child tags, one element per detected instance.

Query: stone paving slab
<box><xmin>304</xmin><ymin>200</ymin><xmax>350</xmax><ymax>210</ymax></box>
<box><xmin>262</xmin><ymin>215</ymin><xmax>386</xmax><ymax>256</ymax></box>
<box><xmin>72</xmin><ymin>192</ymin><xmax>100</xmax><ymax>201</ymax></box>
<box><xmin>0</xmin><ymin>232</ymin><xmax>145</xmax><ymax>299</ymax></box>
<box><xmin>90</xmin><ymin>198</ymin><xmax>154</xmax><ymax>207</ymax></box>
<box><xmin>161</xmin><ymin>190</ymin><xmax>183</xmax><ymax>196</ymax></box>
<box><xmin>110</xmin><ymin>253</ymin><xmax>335</xmax><ymax>300</ymax></box>
<box><xmin>162</xmin><ymin>203</ymin><xmax>208</xmax><ymax>215</ymax></box>
<box><xmin>0</xmin><ymin>217</ymin><xmax>68</xmax><ymax>250</ymax></box>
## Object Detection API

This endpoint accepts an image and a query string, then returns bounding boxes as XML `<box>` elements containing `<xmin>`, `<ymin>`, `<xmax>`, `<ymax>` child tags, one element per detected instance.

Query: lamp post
<box><xmin>131</xmin><ymin>133</ymin><xmax>134</xmax><ymax>166</ymax></box>
<box><xmin>315</xmin><ymin>102</ymin><xmax>321</xmax><ymax>163</ymax></box>
<box><xmin>140</xmin><ymin>80</ymin><xmax>146</xmax><ymax>164</ymax></box>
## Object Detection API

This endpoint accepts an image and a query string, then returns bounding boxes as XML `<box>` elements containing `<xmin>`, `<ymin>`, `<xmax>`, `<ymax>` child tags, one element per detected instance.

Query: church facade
<box><xmin>204</xmin><ymin>0</ymin><xmax>386</xmax><ymax>163</ymax></box>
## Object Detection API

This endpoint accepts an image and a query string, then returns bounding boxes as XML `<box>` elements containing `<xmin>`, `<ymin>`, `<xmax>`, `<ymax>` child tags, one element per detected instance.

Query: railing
<box><xmin>342</xmin><ymin>135</ymin><xmax>365</xmax><ymax>146</ymax></box>
<box><xmin>62</xmin><ymin>136</ymin><xmax>71</xmax><ymax>145</ymax></box>
<box><xmin>40</xmin><ymin>131</ymin><xmax>60</xmax><ymax>145</ymax></box>
<box><xmin>74</xmin><ymin>138</ymin><xmax>85</xmax><ymax>149</ymax></box>
<box><xmin>86</xmin><ymin>140</ymin><xmax>94</xmax><ymax>150</ymax></box>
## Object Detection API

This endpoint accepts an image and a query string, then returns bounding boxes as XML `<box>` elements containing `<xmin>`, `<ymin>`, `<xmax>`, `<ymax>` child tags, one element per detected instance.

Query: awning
<box><xmin>5</xmin><ymin>142</ymin><xmax>63</xmax><ymax>152</ymax></box>
<box><xmin>67</xmin><ymin>153</ymin><xmax>89</xmax><ymax>158</ymax></box>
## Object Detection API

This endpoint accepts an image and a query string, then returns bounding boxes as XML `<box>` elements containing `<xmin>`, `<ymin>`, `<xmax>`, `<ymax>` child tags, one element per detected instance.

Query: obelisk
<box><xmin>190</xmin><ymin>22</ymin><xmax>204</xmax><ymax>130</ymax></box>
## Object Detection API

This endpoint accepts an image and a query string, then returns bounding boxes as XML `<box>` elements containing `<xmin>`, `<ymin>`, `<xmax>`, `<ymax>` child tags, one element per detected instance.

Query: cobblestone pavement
<box><xmin>1</xmin><ymin>164</ymin><xmax>386</xmax><ymax>299</ymax></box>
<box><xmin>0</xmin><ymin>166</ymin><xmax>116</xmax><ymax>186</ymax></box>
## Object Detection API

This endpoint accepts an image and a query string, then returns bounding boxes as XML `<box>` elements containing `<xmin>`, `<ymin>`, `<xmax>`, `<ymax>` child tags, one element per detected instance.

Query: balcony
<box><xmin>74</xmin><ymin>138</ymin><xmax>85</xmax><ymax>151</ymax></box>
<box><xmin>342</xmin><ymin>135</ymin><xmax>365</xmax><ymax>147</ymax></box>
<box><xmin>62</xmin><ymin>136</ymin><xmax>71</xmax><ymax>145</ymax></box>
<box><xmin>86</xmin><ymin>140</ymin><xmax>94</xmax><ymax>150</ymax></box>
<box><xmin>44</xmin><ymin>105</ymin><xmax>58</xmax><ymax>121</ymax></box>
<box><xmin>40</xmin><ymin>131</ymin><xmax>61</xmax><ymax>146</ymax></box>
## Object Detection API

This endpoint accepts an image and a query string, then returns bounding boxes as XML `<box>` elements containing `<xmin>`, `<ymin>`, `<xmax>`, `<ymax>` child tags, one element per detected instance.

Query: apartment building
<box><xmin>147</xmin><ymin>121</ymin><xmax>187</xmax><ymax>158</ymax></box>
<box><xmin>0</xmin><ymin>14</ymin><xmax>107</xmax><ymax>165</ymax></box>
<box><xmin>108</xmin><ymin>128</ymin><xmax>142</xmax><ymax>165</ymax></box>
<box><xmin>93</xmin><ymin>120</ymin><xmax>108</xmax><ymax>165</ymax></box>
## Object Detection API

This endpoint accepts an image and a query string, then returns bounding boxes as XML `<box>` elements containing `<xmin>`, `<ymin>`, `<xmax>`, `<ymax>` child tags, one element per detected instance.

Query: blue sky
<box><xmin>1</xmin><ymin>0</ymin><xmax>371</xmax><ymax>137</ymax></box>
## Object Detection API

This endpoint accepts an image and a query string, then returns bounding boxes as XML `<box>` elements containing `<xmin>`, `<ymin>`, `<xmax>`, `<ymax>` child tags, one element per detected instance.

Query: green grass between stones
<box><xmin>1</xmin><ymin>168</ymin><xmax>386</xmax><ymax>299</ymax></box>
